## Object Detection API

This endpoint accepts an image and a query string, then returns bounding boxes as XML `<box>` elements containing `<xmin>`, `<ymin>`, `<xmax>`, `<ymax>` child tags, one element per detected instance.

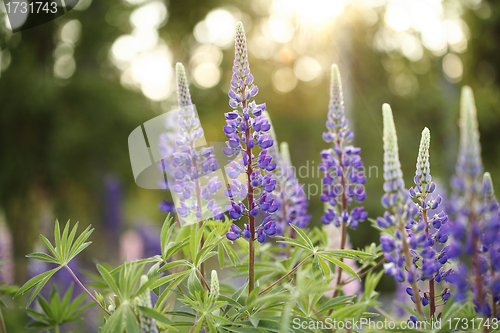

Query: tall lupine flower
<box><xmin>261</xmin><ymin>111</ymin><xmax>310</xmax><ymax>239</ymax></box>
<box><xmin>319</xmin><ymin>64</ymin><xmax>367</xmax><ymax>296</ymax></box>
<box><xmin>133</xmin><ymin>275</ymin><xmax>159</xmax><ymax>333</ymax></box>
<box><xmin>377</xmin><ymin>104</ymin><xmax>423</xmax><ymax>316</ymax></box>
<box><xmin>480</xmin><ymin>173</ymin><xmax>500</xmax><ymax>318</ymax></box>
<box><xmin>103</xmin><ymin>176</ymin><xmax>123</xmax><ymax>256</ymax></box>
<box><xmin>167</xmin><ymin>63</ymin><xmax>224</xmax><ymax>222</ymax></box>
<box><xmin>446</xmin><ymin>87</ymin><xmax>494</xmax><ymax>316</ymax></box>
<box><xmin>0</xmin><ymin>221</ymin><xmax>13</xmax><ymax>285</ymax></box>
<box><xmin>319</xmin><ymin>65</ymin><xmax>367</xmax><ymax>229</ymax></box>
<box><xmin>222</xmin><ymin>22</ymin><xmax>277</xmax><ymax>294</ymax></box>
<box><xmin>407</xmin><ymin>128</ymin><xmax>452</xmax><ymax>320</ymax></box>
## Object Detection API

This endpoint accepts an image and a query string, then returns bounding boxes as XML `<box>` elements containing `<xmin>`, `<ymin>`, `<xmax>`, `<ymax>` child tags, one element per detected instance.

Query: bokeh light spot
<box><xmin>294</xmin><ymin>56</ymin><xmax>322</xmax><ymax>82</ymax></box>
<box><xmin>272</xmin><ymin>67</ymin><xmax>297</xmax><ymax>93</ymax></box>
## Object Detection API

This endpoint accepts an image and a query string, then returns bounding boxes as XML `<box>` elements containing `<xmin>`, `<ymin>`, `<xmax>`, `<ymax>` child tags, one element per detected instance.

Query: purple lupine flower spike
<box><xmin>222</xmin><ymin>22</ymin><xmax>278</xmax><ymax>244</ymax></box>
<box><xmin>377</xmin><ymin>104</ymin><xmax>423</xmax><ymax>317</ymax></box>
<box><xmin>262</xmin><ymin>110</ymin><xmax>310</xmax><ymax>238</ymax></box>
<box><xmin>404</xmin><ymin>128</ymin><xmax>451</xmax><ymax>320</ymax></box>
<box><xmin>159</xmin><ymin>63</ymin><xmax>224</xmax><ymax>223</ymax></box>
<box><xmin>319</xmin><ymin>65</ymin><xmax>367</xmax><ymax>229</ymax></box>
<box><xmin>445</xmin><ymin>87</ymin><xmax>500</xmax><ymax>318</ymax></box>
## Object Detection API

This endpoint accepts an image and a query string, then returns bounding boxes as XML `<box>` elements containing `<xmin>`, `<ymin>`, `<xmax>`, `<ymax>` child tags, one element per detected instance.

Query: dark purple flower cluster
<box><xmin>398</xmin><ymin>128</ymin><xmax>453</xmax><ymax>315</ymax></box>
<box><xmin>319</xmin><ymin>65</ymin><xmax>367</xmax><ymax>229</ymax></box>
<box><xmin>223</xmin><ymin>23</ymin><xmax>277</xmax><ymax>244</ymax></box>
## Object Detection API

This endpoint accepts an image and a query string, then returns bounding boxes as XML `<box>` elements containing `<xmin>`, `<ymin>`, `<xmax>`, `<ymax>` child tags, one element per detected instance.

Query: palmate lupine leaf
<box><xmin>276</xmin><ymin>224</ymin><xmax>366</xmax><ymax>282</ymax></box>
<box><xmin>14</xmin><ymin>220</ymin><xmax>93</xmax><ymax>307</ymax></box>
<box><xmin>24</xmin><ymin>284</ymin><xmax>94</xmax><ymax>333</ymax></box>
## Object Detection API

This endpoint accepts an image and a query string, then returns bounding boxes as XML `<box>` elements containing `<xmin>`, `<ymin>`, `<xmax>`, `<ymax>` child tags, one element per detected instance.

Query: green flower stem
<box><xmin>64</xmin><ymin>265</ymin><xmax>111</xmax><ymax>316</ymax></box>
<box><xmin>197</xmin><ymin>269</ymin><xmax>211</xmax><ymax>292</ymax></box>
<box><xmin>333</xmin><ymin>139</ymin><xmax>348</xmax><ymax>298</ymax></box>
<box><xmin>422</xmin><ymin>208</ymin><xmax>436</xmax><ymax>320</ymax></box>
<box><xmin>344</xmin><ymin>253</ymin><xmax>388</xmax><ymax>285</ymax></box>
<box><xmin>259</xmin><ymin>253</ymin><xmax>313</xmax><ymax>296</ymax></box>
<box><xmin>242</xmin><ymin>99</ymin><xmax>256</xmax><ymax>296</ymax></box>
<box><xmin>399</xmin><ymin>220</ymin><xmax>423</xmax><ymax>317</ymax></box>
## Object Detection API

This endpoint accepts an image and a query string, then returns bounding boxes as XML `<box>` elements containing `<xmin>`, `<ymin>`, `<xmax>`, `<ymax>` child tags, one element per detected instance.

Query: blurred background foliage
<box><xmin>0</xmin><ymin>0</ymin><xmax>500</xmax><ymax>330</ymax></box>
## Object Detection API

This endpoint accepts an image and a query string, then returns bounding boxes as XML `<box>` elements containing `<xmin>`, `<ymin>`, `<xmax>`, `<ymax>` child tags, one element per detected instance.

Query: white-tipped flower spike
<box><xmin>176</xmin><ymin>63</ymin><xmax>192</xmax><ymax>108</ymax></box>
<box><xmin>483</xmin><ymin>172</ymin><xmax>495</xmax><ymax>201</ymax></box>
<box><xmin>134</xmin><ymin>275</ymin><xmax>159</xmax><ymax>333</ymax></box>
<box><xmin>320</xmin><ymin>64</ymin><xmax>367</xmax><ymax>229</ymax></box>
<box><xmin>416</xmin><ymin>128</ymin><xmax>431</xmax><ymax>191</ymax></box>
<box><xmin>457</xmin><ymin>86</ymin><xmax>482</xmax><ymax>180</ymax></box>
<box><xmin>209</xmin><ymin>270</ymin><xmax>220</xmax><ymax>303</ymax></box>
<box><xmin>382</xmin><ymin>103</ymin><xmax>407</xmax><ymax>211</ymax></box>
<box><xmin>279</xmin><ymin>142</ymin><xmax>291</xmax><ymax>168</ymax></box>
<box><xmin>322</xmin><ymin>64</ymin><xmax>352</xmax><ymax>143</ymax></box>
<box><xmin>378</xmin><ymin>104</ymin><xmax>422</xmax><ymax>316</ymax></box>
<box><xmin>447</xmin><ymin>87</ymin><xmax>494</xmax><ymax>317</ymax></box>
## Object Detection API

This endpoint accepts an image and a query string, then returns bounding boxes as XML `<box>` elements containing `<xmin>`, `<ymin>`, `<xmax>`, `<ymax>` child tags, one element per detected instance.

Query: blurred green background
<box><xmin>0</xmin><ymin>0</ymin><xmax>500</xmax><ymax>330</ymax></box>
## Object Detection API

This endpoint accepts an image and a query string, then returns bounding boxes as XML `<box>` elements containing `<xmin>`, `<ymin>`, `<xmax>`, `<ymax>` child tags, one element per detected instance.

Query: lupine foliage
<box><xmin>6</xmin><ymin>22</ymin><xmax>500</xmax><ymax>333</ymax></box>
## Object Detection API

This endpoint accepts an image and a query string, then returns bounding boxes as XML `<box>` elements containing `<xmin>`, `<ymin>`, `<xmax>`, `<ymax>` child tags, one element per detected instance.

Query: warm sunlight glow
<box><xmin>272</xmin><ymin>0</ymin><xmax>348</xmax><ymax>31</ymax></box>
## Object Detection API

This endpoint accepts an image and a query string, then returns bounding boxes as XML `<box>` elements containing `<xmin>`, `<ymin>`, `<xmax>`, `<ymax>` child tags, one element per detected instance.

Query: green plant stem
<box><xmin>243</xmin><ymin>100</ymin><xmax>255</xmax><ymax>296</ymax></box>
<box><xmin>283</xmin><ymin>193</ymin><xmax>290</xmax><ymax>258</ymax></box>
<box><xmin>422</xmin><ymin>208</ymin><xmax>436</xmax><ymax>320</ymax></box>
<box><xmin>0</xmin><ymin>307</ymin><xmax>6</xmax><ymax>333</ymax></box>
<box><xmin>198</xmin><ymin>269</ymin><xmax>211</xmax><ymax>292</ymax></box>
<box><xmin>64</xmin><ymin>265</ymin><xmax>111</xmax><ymax>316</ymax></box>
<box><xmin>492</xmin><ymin>277</ymin><xmax>498</xmax><ymax>319</ymax></box>
<box><xmin>399</xmin><ymin>221</ymin><xmax>423</xmax><ymax>317</ymax></box>
<box><xmin>344</xmin><ymin>253</ymin><xmax>388</xmax><ymax>285</ymax></box>
<box><xmin>259</xmin><ymin>253</ymin><xmax>313</xmax><ymax>296</ymax></box>
<box><xmin>54</xmin><ymin>325</ymin><xmax>60</xmax><ymax>333</ymax></box>
<box><xmin>190</xmin><ymin>140</ymin><xmax>205</xmax><ymax>281</ymax></box>
<box><xmin>333</xmin><ymin>141</ymin><xmax>348</xmax><ymax>298</ymax></box>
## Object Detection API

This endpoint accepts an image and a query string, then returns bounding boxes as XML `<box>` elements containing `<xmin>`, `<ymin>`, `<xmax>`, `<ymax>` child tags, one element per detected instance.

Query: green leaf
<box><xmin>135</xmin><ymin>272</ymin><xmax>186</xmax><ymax>297</ymax></box>
<box><xmin>276</xmin><ymin>239</ymin><xmax>312</xmax><ymax>252</ymax></box>
<box><xmin>158</xmin><ymin>260</ymin><xmax>189</xmax><ymax>273</ymax></box>
<box><xmin>25</xmin><ymin>253</ymin><xmax>58</xmax><ymax>264</ymax></box>
<box><xmin>188</xmin><ymin>270</ymin><xmax>203</xmax><ymax>295</ymax></box>
<box><xmin>68</xmin><ymin>225</ymin><xmax>93</xmax><ymax>260</ymax></box>
<box><xmin>249</xmin><ymin>316</ymin><xmax>260</xmax><ymax>328</ymax></box>
<box><xmin>27</xmin><ymin>273</ymin><xmax>56</xmax><ymax>307</ymax></box>
<box><xmin>316</xmin><ymin>256</ymin><xmax>330</xmax><ymax>278</ymax></box>
<box><xmin>189</xmin><ymin>223</ymin><xmax>198</xmax><ymax>263</ymax></box>
<box><xmin>289</xmin><ymin>224</ymin><xmax>315</xmax><ymax>250</ymax></box>
<box><xmin>125</xmin><ymin>307</ymin><xmax>140</xmax><ymax>333</ymax></box>
<box><xmin>136</xmin><ymin>306</ymin><xmax>177</xmax><ymax>330</ymax></box>
<box><xmin>54</xmin><ymin>220</ymin><xmax>62</xmax><ymax>258</ymax></box>
<box><xmin>65</xmin><ymin>222</ymin><xmax>79</xmax><ymax>261</ymax></box>
<box><xmin>317</xmin><ymin>295</ymin><xmax>355</xmax><ymax>313</ymax></box>
<box><xmin>218</xmin><ymin>243</ymin><xmax>225</xmax><ymax>268</ymax></box>
<box><xmin>319</xmin><ymin>254</ymin><xmax>360</xmax><ymax>280</ymax></box>
<box><xmin>96</xmin><ymin>264</ymin><xmax>120</xmax><ymax>296</ymax></box>
<box><xmin>39</xmin><ymin>235</ymin><xmax>59</xmax><ymax>262</ymax></box>
<box><xmin>60</xmin><ymin>221</ymin><xmax>70</xmax><ymax>262</ymax></box>
<box><xmin>164</xmin><ymin>311</ymin><xmax>196</xmax><ymax>318</ymax></box>
<box><xmin>14</xmin><ymin>267</ymin><xmax>61</xmax><ymax>305</ymax></box>
<box><xmin>160</xmin><ymin>216</ymin><xmax>175</xmax><ymax>257</ymax></box>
